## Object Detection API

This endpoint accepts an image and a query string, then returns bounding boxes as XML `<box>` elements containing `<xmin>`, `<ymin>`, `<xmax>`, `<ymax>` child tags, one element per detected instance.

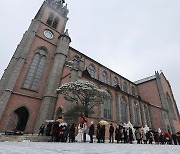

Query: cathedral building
<box><xmin>0</xmin><ymin>0</ymin><xmax>179</xmax><ymax>134</ymax></box>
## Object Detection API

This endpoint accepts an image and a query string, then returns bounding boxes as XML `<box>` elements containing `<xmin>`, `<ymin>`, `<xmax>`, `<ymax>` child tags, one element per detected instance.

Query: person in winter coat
<box><xmin>69</xmin><ymin>123</ymin><xmax>76</xmax><ymax>143</ymax></box>
<box><xmin>129</xmin><ymin>128</ymin><xmax>134</xmax><ymax>144</ymax></box>
<box><xmin>176</xmin><ymin>132</ymin><xmax>180</xmax><ymax>145</ymax></box>
<box><xmin>119</xmin><ymin>126</ymin><xmax>123</xmax><ymax>143</ymax></box>
<box><xmin>153</xmin><ymin>132</ymin><xmax>159</xmax><ymax>144</ymax></box>
<box><xmin>89</xmin><ymin>121</ymin><xmax>95</xmax><ymax>143</ymax></box>
<box><xmin>171</xmin><ymin>133</ymin><xmax>177</xmax><ymax>145</ymax></box>
<box><xmin>135</xmin><ymin>129</ymin><xmax>142</xmax><ymax>144</ymax></box>
<box><xmin>63</xmin><ymin>124</ymin><xmax>69</xmax><ymax>142</ymax></box>
<box><xmin>76</xmin><ymin>124</ymin><xmax>83</xmax><ymax>143</ymax></box>
<box><xmin>96</xmin><ymin>123</ymin><xmax>101</xmax><ymax>143</ymax></box>
<box><xmin>147</xmin><ymin>131</ymin><xmax>154</xmax><ymax>144</ymax></box>
<box><xmin>38</xmin><ymin>124</ymin><xmax>45</xmax><ymax>136</ymax></box>
<box><xmin>58</xmin><ymin>125</ymin><xmax>65</xmax><ymax>142</ymax></box>
<box><xmin>82</xmin><ymin>121</ymin><xmax>87</xmax><ymax>142</ymax></box>
<box><xmin>51</xmin><ymin>122</ymin><xmax>59</xmax><ymax>142</ymax></box>
<box><xmin>45</xmin><ymin>122</ymin><xmax>52</xmax><ymax>136</ymax></box>
<box><xmin>142</xmin><ymin>130</ymin><xmax>147</xmax><ymax>144</ymax></box>
<box><xmin>115</xmin><ymin>125</ymin><xmax>120</xmax><ymax>143</ymax></box>
<box><xmin>123</xmin><ymin>128</ymin><xmax>128</xmax><ymax>143</ymax></box>
<box><xmin>159</xmin><ymin>132</ymin><xmax>165</xmax><ymax>144</ymax></box>
<box><xmin>109</xmin><ymin>123</ymin><xmax>114</xmax><ymax>143</ymax></box>
<box><xmin>100</xmin><ymin>125</ymin><xmax>106</xmax><ymax>143</ymax></box>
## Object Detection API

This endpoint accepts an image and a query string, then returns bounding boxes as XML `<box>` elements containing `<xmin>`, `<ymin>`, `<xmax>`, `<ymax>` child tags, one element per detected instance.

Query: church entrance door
<box><xmin>7</xmin><ymin>107</ymin><xmax>29</xmax><ymax>132</ymax></box>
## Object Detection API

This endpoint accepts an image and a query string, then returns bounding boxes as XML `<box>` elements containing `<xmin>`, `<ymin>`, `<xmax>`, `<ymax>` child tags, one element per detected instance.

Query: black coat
<box><xmin>89</xmin><ymin>124</ymin><xmax>95</xmax><ymax>135</ymax></box>
<box><xmin>100</xmin><ymin>125</ymin><xmax>105</xmax><ymax>139</ymax></box>
<box><xmin>129</xmin><ymin>128</ymin><xmax>133</xmax><ymax>140</ymax></box>
<box><xmin>115</xmin><ymin>128</ymin><xmax>120</xmax><ymax>140</ymax></box>
<box><xmin>69</xmin><ymin>124</ymin><xmax>75</xmax><ymax>138</ymax></box>
<box><xmin>96</xmin><ymin>124</ymin><xmax>101</xmax><ymax>139</ymax></box>
<box><xmin>109</xmin><ymin>125</ymin><xmax>114</xmax><ymax>134</ymax></box>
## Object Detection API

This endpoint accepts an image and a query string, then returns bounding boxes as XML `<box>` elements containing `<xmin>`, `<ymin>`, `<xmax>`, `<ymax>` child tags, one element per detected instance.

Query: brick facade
<box><xmin>0</xmin><ymin>0</ymin><xmax>179</xmax><ymax>134</ymax></box>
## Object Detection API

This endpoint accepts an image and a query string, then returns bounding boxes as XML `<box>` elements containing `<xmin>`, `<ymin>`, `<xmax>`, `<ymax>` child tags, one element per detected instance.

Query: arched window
<box><xmin>103</xmin><ymin>96</ymin><xmax>112</xmax><ymax>120</ymax></box>
<box><xmin>101</xmin><ymin>71</ymin><xmax>108</xmax><ymax>84</ymax></box>
<box><xmin>132</xmin><ymin>86</ymin><xmax>135</xmax><ymax>96</ymax></box>
<box><xmin>144</xmin><ymin>105</ymin><xmax>150</xmax><ymax>126</ymax></box>
<box><xmin>88</xmin><ymin>64</ymin><xmax>95</xmax><ymax>78</ymax></box>
<box><xmin>52</xmin><ymin>17</ymin><xmax>59</xmax><ymax>29</ymax></box>
<box><xmin>46</xmin><ymin>12</ymin><xmax>54</xmax><ymax>26</ymax></box>
<box><xmin>112</xmin><ymin>77</ymin><xmax>118</xmax><ymax>86</ymax></box>
<box><xmin>123</xmin><ymin>82</ymin><xmax>128</xmax><ymax>92</ymax></box>
<box><xmin>134</xmin><ymin>102</ymin><xmax>140</xmax><ymax>126</ymax></box>
<box><xmin>120</xmin><ymin>97</ymin><xmax>127</xmax><ymax>123</ymax></box>
<box><xmin>23</xmin><ymin>48</ymin><xmax>47</xmax><ymax>91</ymax></box>
<box><xmin>166</xmin><ymin>93</ymin><xmax>176</xmax><ymax>118</ymax></box>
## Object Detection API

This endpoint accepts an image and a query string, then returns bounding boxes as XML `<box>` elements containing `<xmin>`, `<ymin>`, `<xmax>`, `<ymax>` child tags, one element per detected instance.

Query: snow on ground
<box><xmin>0</xmin><ymin>142</ymin><xmax>179</xmax><ymax>154</ymax></box>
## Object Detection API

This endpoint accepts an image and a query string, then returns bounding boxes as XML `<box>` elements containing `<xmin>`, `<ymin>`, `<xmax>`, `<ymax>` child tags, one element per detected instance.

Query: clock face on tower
<box><xmin>44</xmin><ymin>29</ymin><xmax>54</xmax><ymax>39</ymax></box>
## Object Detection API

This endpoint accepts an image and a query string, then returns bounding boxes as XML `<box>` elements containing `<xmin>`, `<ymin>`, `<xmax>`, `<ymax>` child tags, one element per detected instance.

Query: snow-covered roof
<box><xmin>134</xmin><ymin>75</ymin><xmax>156</xmax><ymax>84</ymax></box>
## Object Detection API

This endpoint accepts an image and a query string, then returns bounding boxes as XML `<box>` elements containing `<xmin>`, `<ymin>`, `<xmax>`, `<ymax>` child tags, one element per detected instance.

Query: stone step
<box><xmin>0</xmin><ymin>134</ymin><xmax>51</xmax><ymax>142</ymax></box>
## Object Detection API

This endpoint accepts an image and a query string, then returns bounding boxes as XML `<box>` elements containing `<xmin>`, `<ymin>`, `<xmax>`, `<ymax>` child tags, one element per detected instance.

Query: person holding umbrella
<box><xmin>100</xmin><ymin>125</ymin><xmax>106</xmax><ymax>143</ymax></box>
<box><xmin>99</xmin><ymin>120</ymin><xmax>108</xmax><ymax>143</ymax></box>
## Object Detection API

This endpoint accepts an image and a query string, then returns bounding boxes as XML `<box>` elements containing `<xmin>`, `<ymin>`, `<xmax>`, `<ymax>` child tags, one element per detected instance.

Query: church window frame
<box><xmin>103</xmin><ymin>92</ymin><xmax>112</xmax><ymax>120</ymax></box>
<box><xmin>112</xmin><ymin>77</ymin><xmax>118</xmax><ymax>86</ymax></box>
<box><xmin>46</xmin><ymin>12</ymin><xmax>54</xmax><ymax>26</ymax></box>
<box><xmin>52</xmin><ymin>17</ymin><xmax>59</xmax><ymax>29</ymax></box>
<box><xmin>132</xmin><ymin>86</ymin><xmax>136</xmax><ymax>96</ymax></box>
<box><xmin>123</xmin><ymin>82</ymin><xmax>128</xmax><ymax>93</ymax></box>
<box><xmin>166</xmin><ymin>92</ymin><xmax>176</xmax><ymax>119</ymax></box>
<box><xmin>144</xmin><ymin>105</ymin><xmax>150</xmax><ymax>127</ymax></box>
<box><xmin>120</xmin><ymin>96</ymin><xmax>128</xmax><ymax>123</ymax></box>
<box><xmin>133</xmin><ymin>101</ymin><xmax>140</xmax><ymax>126</ymax></box>
<box><xmin>88</xmin><ymin>64</ymin><xmax>96</xmax><ymax>78</ymax></box>
<box><xmin>22</xmin><ymin>48</ymin><xmax>47</xmax><ymax>92</ymax></box>
<box><xmin>101</xmin><ymin>71</ymin><xmax>108</xmax><ymax>84</ymax></box>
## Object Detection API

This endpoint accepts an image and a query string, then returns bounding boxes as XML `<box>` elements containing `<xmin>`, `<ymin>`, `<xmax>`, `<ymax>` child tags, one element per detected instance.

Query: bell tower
<box><xmin>0</xmin><ymin>0</ymin><xmax>71</xmax><ymax>133</ymax></box>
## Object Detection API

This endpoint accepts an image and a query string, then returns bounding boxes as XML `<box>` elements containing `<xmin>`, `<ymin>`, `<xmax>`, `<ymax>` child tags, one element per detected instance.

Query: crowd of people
<box><xmin>38</xmin><ymin>118</ymin><xmax>180</xmax><ymax>145</ymax></box>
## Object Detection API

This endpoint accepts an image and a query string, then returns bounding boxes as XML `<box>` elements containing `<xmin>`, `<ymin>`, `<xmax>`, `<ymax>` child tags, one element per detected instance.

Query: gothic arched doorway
<box><xmin>7</xmin><ymin>106</ymin><xmax>29</xmax><ymax>131</ymax></box>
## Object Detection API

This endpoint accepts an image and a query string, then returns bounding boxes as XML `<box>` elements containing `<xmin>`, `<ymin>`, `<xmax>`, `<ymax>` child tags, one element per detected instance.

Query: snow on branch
<box><xmin>56</xmin><ymin>80</ymin><xmax>111</xmax><ymax>104</ymax></box>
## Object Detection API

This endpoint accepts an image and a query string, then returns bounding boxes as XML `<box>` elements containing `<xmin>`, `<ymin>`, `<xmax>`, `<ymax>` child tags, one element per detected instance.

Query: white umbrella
<box><xmin>99</xmin><ymin>120</ymin><xmax>109</xmax><ymax>125</ymax></box>
<box><xmin>45</xmin><ymin>120</ymin><xmax>55</xmax><ymax>123</ymax></box>
<box><xmin>59</xmin><ymin>122</ymin><xmax>68</xmax><ymax>127</ymax></box>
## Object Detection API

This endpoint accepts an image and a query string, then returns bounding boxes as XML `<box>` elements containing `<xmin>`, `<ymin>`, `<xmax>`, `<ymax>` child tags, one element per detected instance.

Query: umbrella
<box><xmin>59</xmin><ymin>122</ymin><xmax>68</xmax><ymax>127</ymax></box>
<box><xmin>45</xmin><ymin>120</ymin><xmax>55</xmax><ymax>123</ymax></box>
<box><xmin>56</xmin><ymin>119</ymin><xmax>63</xmax><ymax>123</ymax></box>
<box><xmin>99</xmin><ymin>120</ymin><xmax>109</xmax><ymax>125</ymax></box>
<box><xmin>123</xmin><ymin>124</ymin><xmax>129</xmax><ymax>128</ymax></box>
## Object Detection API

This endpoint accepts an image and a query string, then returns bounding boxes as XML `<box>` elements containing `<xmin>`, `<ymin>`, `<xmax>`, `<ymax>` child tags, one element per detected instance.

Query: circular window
<box><xmin>44</xmin><ymin>29</ymin><xmax>54</xmax><ymax>39</ymax></box>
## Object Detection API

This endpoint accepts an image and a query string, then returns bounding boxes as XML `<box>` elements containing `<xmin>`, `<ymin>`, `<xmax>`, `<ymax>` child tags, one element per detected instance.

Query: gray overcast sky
<box><xmin>0</xmin><ymin>0</ymin><xmax>180</xmax><ymax>111</ymax></box>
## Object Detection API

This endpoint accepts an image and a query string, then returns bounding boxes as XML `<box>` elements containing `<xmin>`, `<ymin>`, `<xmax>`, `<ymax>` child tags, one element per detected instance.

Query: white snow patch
<box><xmin>0</xmin><ymin>142</ymin><xmax>179</xmax><ymax>154</ymax></box>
